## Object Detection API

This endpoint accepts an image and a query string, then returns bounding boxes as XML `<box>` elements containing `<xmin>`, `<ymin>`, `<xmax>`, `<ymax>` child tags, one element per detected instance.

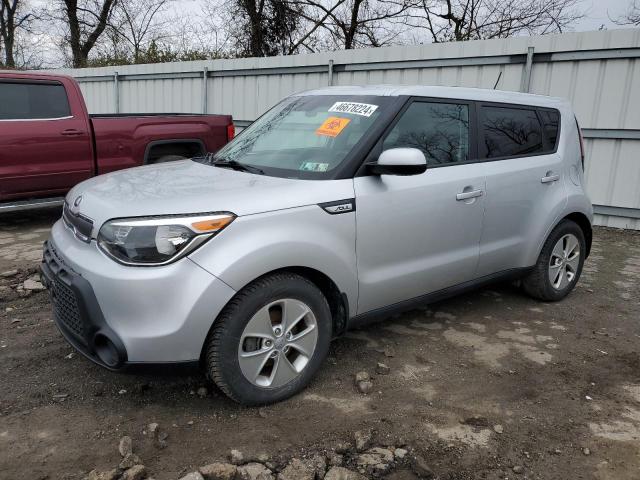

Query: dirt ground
<box><xmin>1</xmin><ymin>208</ymin><xmax>639</xmax><ymax>480</ymax></box>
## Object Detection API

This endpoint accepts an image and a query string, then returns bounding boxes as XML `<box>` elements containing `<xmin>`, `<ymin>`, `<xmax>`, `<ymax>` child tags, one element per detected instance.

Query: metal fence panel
<box><xmin>52</xmin><ymin>29</ymin><xmax>640</xmax><ymax>229</ymax></box>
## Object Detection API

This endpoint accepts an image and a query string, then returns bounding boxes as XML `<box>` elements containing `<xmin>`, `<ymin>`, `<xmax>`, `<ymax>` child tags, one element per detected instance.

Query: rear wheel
<box><xmin>522</xmin><ymin>219</ymin><xmax>585</xmax><ymax>302</ymax></box>
<box><xmin>205</xmin><ymin>273</ymin><xmax>332</xmax><ymax>405</ymax></box>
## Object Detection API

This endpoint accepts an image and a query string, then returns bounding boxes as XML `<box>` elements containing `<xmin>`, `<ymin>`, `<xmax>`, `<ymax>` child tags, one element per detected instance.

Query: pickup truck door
<box><xmin>0</xmin><ymin>79</ymin><xmax>94</xmax><ymax>200</ymax></box>
<box><xmin>354</xmin><ymin>99</ymin><xmax>486</xmax><ymax>315</ymax></box>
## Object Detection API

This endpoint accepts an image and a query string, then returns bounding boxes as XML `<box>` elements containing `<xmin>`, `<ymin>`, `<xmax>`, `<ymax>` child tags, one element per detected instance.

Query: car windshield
<box><xmin>202</xmin><ymin>95</ymin><xmax>393</xmax><ymax>179</ymax></box>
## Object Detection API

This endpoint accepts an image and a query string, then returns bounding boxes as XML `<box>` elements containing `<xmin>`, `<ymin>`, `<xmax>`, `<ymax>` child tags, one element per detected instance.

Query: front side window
<box><xmin>204</xmin><ymin>95</ymin><xmax>393</xmax><ymax>179</ymax></box>
<box><xmin>0</xmin><ymin>81</ymin><xmax>71</xmax><ymax>120</ymax></box>
<box><xmin>383</xmin><ymin>101</ymin><xmax>470</xmax><ymax>166</ymax></box>
<box><xmin>481</xmin><ymin>106</ymin><xmax>543</xmax><ymax>159</ymax></box>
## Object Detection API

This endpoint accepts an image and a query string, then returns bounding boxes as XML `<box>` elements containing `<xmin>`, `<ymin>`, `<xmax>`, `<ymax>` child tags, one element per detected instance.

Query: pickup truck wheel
<box><xmin>206</xmin><ymin>273</ymin><xmax>332</xmax><ymax>405</ymax></box>
<box><xmin>522</xmin><ymin>219</ymin><xmax>585</xmax><ymax>302</ymax></box>
<box><xmin>152</xmin><ymin>154</ymin><xmax>187</xmax><ymax>163</ymax></box>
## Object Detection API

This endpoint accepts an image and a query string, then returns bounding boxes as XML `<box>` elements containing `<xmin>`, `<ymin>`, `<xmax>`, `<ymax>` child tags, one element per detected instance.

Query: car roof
<box><xmin>296</xmin><ymin>84</ymin><xmax>570</xmax><ymax>109</ymax></box>
<box><xmin>0</xmin><ymin>70</ymin><xmax>75</xmax><ymax>81</ymax></box>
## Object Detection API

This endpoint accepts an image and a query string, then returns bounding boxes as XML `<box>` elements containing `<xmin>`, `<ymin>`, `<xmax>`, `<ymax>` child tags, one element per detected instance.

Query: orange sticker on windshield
<box><xmin>316</xmin><ymin>116</ymin><xmax>351</xmax><ymax>137</ymax></box>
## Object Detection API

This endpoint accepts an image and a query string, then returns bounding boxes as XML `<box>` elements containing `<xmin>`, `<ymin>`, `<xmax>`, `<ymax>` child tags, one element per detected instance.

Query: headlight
<box><xmin>97</xmin><ymin>213</ymin><xmax>235</xmax><ymax>266</ymax></box>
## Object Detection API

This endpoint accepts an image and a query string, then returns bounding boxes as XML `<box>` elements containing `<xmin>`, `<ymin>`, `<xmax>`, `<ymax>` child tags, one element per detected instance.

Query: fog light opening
<box><xmin>93</xmin><ymin>334</ymin><xmax>120</xmax><ymax>367</ymax></box>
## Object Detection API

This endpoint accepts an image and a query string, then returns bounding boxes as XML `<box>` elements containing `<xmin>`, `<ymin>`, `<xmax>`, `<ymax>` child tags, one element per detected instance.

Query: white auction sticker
<box><xmin>328</xmin><ymin>102</ymin><xmax>378</xmax><ymax>117</ymax></box>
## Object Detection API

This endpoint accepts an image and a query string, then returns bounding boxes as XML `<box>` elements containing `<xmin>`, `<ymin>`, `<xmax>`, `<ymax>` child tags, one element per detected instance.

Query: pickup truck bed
<box><xmin>0</xmin><ymin>71</ymin><xmax>234</xmax><ymax>209</ymax></box>
<box><xmin>89</xmin><ymin>113</ymin><xmax>232</xmax><ymax>174</ymax></box>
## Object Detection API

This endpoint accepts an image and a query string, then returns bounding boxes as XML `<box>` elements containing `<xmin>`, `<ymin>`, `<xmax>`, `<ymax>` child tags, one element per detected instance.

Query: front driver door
<box><xmin>0</xmin><ymin>79</ymin><xmax>93</xmax><ymax>200</ymax></box>
<box><xmin>354</xmin><ymin>98</ymin><xmax>486</xmax><ymax>315</ymax></box>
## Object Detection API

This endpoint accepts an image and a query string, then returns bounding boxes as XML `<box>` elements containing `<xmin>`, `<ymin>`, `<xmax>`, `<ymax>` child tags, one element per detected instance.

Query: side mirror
<box><xmin>367</xmin><ymin>148</ymin><xmax>427</xmax><ymax>176</ymax></box>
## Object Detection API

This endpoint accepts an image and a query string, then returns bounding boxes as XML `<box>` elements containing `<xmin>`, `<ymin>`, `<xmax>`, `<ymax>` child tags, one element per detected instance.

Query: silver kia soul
<box><xmin>41</xmin><ymin>85</ymin><xmax>593</xmax><ymax>405</ymax></box>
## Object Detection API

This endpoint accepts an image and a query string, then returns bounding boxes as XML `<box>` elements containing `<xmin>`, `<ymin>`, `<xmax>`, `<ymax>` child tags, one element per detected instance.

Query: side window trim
<box><xmin>0</xmin><ymin>115</ymin><xmax>74</xmax><ymax>122</ymax></box>
<box><xmin>477</xmin><ymin>101</ymin><xmax>560</xmax><ymax>162</ymax></box>
<box><xmin>359</xmin><ymin>96</ymin><xmax>479</xmax><ymax>172</ymax></box>
<box><xmin>0</xmin><ymin>79</ymin><xmax>72</xmax><ymax>121</ymax></box>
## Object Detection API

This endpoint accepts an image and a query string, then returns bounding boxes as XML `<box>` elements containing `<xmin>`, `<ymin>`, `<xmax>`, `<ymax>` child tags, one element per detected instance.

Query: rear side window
<box><xmin>383</xmin><ymin>101</ymin><xmax>470</xmax><ymax>165</ymax></box>
<box><xmin>0</xmin><ymin>81</ymin><xmax>71</xmax><ymax>120</ymax></box>
<box><xmin>539</xmin><ymin>109</ymin><xmax>560</xmax><ymax>150</ymax></box>
<box><xmin>481</xmin><ymin>106</ymin><xmax>543</xmax><ymax>159</ymax></box>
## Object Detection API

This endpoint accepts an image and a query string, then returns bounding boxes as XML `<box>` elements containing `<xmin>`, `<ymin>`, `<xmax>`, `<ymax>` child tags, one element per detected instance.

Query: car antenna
<box><xmin>493</xmin><ymin>71</ymin><xmax>502</xmax><ymax>89</ymax></box>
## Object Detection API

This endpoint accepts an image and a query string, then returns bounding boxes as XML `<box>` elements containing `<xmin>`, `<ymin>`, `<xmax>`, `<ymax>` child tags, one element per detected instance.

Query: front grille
<box><xmin>42</xmin><ymin>242</ymin><xmax>84</xmax><ymax>339</ymax></box>
<box><xmin>62</xmin><ymin>202</ymin><xmax>94</xmax><ymax>243</ymax></box>
<box><xmin>51</xmin><ymin>276</ymin><xmax>84</xmax><ymax>337</ymax></box>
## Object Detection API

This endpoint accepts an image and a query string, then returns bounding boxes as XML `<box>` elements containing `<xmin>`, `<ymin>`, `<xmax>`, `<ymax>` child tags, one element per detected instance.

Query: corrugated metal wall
<box><xmin>56</xmin><ymin>29</ymin><xmax>640</xmax><ymax>229</ymax></box>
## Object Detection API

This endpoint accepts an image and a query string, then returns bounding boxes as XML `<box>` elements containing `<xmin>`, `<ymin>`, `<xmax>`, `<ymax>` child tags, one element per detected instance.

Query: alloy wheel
<box><xmin>238</xmin><ymin>298</ymin><xmax>318</xmax><ymax>388</ymax></box>
<box><xmin>548</xmin><ymin>233</ymin><xmax>581</xmax><ymax>290</ymax></box>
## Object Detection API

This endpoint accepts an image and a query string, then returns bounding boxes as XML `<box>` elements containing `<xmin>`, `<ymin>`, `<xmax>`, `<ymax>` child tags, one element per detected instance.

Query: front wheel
<box><xmin>522</xmin><ymin>219</ymin><xmax>586</xmax><ymax>302</ymax></box>
<box><xmin>205</xmin><ymin>273</ymin><xmax>332</xmax><ymax>405</ymax></box>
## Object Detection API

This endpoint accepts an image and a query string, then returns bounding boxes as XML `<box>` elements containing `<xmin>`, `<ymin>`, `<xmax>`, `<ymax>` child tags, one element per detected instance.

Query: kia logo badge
<box><xmin>74</xmin><ymin>195</ymin><xmax>83</xmax><ymax>207</ymax></box>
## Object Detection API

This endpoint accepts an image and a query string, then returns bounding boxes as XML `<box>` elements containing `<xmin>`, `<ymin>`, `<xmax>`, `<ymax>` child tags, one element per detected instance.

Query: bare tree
<box><xmin>612</xmin><ymin>0</ymin><xmax>640</xmax><ymax>26</ymax></box>
<box><xmin>220</xmin><ymin>0</ymin><xmax>307</xmax><ymax>56</ymax></box>
<box><xmin>4</xmin><ymin>0</ymin><xmax>590</xmax><ymax>67</ymax></box>
<box><xmin>58</xmin><ymin>0</ymin><xmax>119</xmax><ymax>67</ymax></box>
<box><xmin>108</xmin><ymin>0</ymin><xmax>171</xmax><ymax>62</ymax></box>
<box><xmin>172</xmin><ymin>10</ymin><xmax>231</xmax><ymax>59</ymax></box>
<box><xmin>299</xmin><ymin>0</ymin><xmax>415</xmax><ymax>50</ymax></box>
<box><xmin>209</xmin><ymin>0</ymin><xmax>351</xmax><ymax>56</ymax></box>
<box><xmin>283</xmin><ymin>0</ymin><xmax>345</xmax><ymax>52</ymax></box>
<box><xmin>0</xmin><ymin>0</ymin><xmax>33</xmax><ymax>67</ymax></box>
<box><xmin>410</xmin><ymin>0</ymin><xmax>584</xmax><ymax>43</ymax></box>
<box><xmin>89</xmin><ymin>1</ymin><xmax>226</xmax><ymax>66</ymax></box>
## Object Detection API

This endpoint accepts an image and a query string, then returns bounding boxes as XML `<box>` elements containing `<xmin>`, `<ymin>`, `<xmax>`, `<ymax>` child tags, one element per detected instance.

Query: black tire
<box><xmin>522</xmin><ymin>219</ymin><xmax>586</xmax><ymax>302</ymax></box>
<box><xmin>152</xmin><ymin>154</ymin><xmax>187</xmax><ymax>163</ymax></box>
<box><xmin>205</xmin><ymin>273</ymin><xmax>332</xmax><ymax>405</ymax></box>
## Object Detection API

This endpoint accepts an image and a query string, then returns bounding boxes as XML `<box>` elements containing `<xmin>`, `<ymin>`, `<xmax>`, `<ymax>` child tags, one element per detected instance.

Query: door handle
<box><xmin>61</xmin><ymin>129</ymin><xmax>84</xmax><ymax>136</ymax></box>
<box><xmin>456</xmin><ymin>189</ymin><xmax>484</xmax><ymax>201</ymax></box>
<box><xmin>541</xmin><ymin>174</ymin><xmax>560</xmax><ymax>184</ymax></box>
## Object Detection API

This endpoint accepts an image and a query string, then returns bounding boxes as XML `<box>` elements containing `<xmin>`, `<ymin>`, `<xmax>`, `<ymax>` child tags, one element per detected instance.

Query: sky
<box><xmin>177</xmin><ymin>0</ymin><xmax>637</xmax><ymax>39</ymax></box>
<box><xmin>158</xmin><ymin>0</ymin><xmax>638</xmax><ymax>34</ymax></box>
<box><xmin>574</xmin><ymin>0</ymin><xmax>633</xmax><ymax>30</ymax></box>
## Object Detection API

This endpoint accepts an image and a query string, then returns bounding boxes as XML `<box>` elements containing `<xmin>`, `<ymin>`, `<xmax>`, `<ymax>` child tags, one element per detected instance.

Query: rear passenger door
<box><xmin>354</xmin><ymin>98</ymin><xmax>487</xmax><ymax>315</ymax></box>
<box><xmin>0</xmin><ymin>80</ymin><xmax>93</xmax><ymax>200</ymax></box>
<box><xmin>476</xmin><ymin>104</ymin><xmax>566</xmax><ymax>277</ymax></box>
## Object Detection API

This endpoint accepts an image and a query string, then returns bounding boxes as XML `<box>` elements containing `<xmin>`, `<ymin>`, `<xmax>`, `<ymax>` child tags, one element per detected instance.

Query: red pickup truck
<box><xmin>0</xmin><ymin>71</ymin><xmax>234</xmax><ymax>211</ymax></box>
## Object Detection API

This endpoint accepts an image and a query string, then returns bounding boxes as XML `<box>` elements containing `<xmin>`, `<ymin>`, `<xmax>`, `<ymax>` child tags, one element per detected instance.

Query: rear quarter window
<box><xmin>539</xmin><ymin>109</ymin><xmax>560</xmax><ymax>151</ymax></box>
<box><xmin>0</xmin><ymin>81</ymin><xmax>71</xmax><ymax>120</ymax></box>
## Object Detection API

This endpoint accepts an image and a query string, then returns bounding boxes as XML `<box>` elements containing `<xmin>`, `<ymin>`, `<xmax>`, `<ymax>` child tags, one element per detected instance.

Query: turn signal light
<box><xmin>191</xmin><ymin>215</ymin><xmax>235</xmax><ymax>232</ymax></box>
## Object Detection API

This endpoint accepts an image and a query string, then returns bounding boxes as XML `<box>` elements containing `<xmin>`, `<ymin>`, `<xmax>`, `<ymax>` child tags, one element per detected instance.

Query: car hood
<box><xmin>66</xmin><ymin>160</ymin><xmax>354</xmax><ymax>234</ymax></box>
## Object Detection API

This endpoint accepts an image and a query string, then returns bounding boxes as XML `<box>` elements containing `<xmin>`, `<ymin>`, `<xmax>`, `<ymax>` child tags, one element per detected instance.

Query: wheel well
<box><xmin>232</xmin><ymin>267</ymin><xmax>349</xmax><ymax>337</ymax></box>
<box><xmin>145</xmin><ymin>140</ymin><xmax>204</xmax><ymax>163</ymax></box>
<box><xmin>277</xmin><ymin>267</ymin><xmax>349</xmax><ymax>338</ymax></box>
<box><xmin>564</xmin><ymin>212</ymin><xmax>592</xmax><ymax>257</ymax></box>
<box><xmin>198</xmin><ymin>267</ymin><xmax>349</xmax><ymax>367</ymax></box>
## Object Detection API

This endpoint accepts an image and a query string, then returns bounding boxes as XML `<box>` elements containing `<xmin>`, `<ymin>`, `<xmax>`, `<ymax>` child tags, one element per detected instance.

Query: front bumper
<box><xmin>42</xmin><ymin>220</ymin><xmax>237</xmax><ymax>367</ymax></box>
<box><xmin>41</xmin><ymin>240</ymin><xmax>127</xmax><ymax>368</ymax></box>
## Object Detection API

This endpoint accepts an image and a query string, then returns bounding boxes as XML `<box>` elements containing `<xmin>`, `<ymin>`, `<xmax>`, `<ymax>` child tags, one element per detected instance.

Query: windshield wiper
<box><xmin>212</xmin><ymin>158</ymin><xmax>264</xmax><ymax>175</ymax></box>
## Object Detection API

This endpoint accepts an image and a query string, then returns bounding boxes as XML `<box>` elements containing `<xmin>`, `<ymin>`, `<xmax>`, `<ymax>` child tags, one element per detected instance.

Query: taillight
<box><xmin>227</xmin><ymin>123</ymin><xmax>235</xmax><ymax>141</ymax></box>
<box><xmin>575</xmin><ymin>117</ymin><xmax>585</xmax><ymax>169</ymax></box>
